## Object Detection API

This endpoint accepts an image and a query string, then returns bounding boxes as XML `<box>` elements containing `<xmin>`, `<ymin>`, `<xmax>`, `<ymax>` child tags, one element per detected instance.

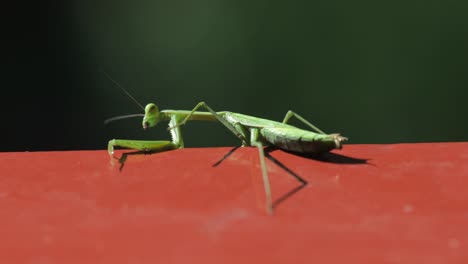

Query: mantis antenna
<box><xmin>100</xmin><ymin>68</ymin><xmax>145</xmax><ymax>111</ymax></box>
<box><xmin>104</xmin><ymin>114</ymin><xmax>145</xmax><ymax>125</ymax></box>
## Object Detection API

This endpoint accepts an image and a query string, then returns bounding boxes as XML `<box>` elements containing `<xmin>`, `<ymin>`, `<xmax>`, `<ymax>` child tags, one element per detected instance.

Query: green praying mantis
<box><xmin>105</xmin><ymin>74</ymin><xmax>348</xmax><ymax>214</ymax></box>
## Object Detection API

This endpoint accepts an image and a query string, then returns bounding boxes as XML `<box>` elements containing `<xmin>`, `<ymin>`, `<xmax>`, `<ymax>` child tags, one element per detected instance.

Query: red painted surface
<box><xmin>1</xmin><ymin>143</ymin><xmax>468</xmax><ymax>263</ymax></box>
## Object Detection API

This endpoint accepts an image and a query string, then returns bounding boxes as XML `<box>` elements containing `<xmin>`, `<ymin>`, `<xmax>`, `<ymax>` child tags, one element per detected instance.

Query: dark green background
<box><xmin>4</xmin><ymin>0</ymin><xmax>467</xmax><ymax>151</ymax></box>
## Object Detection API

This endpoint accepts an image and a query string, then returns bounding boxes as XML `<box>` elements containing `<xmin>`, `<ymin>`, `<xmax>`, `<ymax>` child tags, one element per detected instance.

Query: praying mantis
<box><xmin>105</xmin><ymin>74</ymin><xmax>348</xmax><ymax>214</ymax></box>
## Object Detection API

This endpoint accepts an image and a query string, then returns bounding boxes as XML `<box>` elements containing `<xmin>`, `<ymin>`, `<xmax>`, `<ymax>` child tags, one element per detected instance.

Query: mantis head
<box><xmin>142</xmin><ymin>103</ymin><xmax>161</xmax><ymax>129</ymax></box>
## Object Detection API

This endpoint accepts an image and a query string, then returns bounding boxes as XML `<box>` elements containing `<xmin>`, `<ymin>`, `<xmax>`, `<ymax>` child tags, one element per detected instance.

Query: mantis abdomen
<box><xmin>260</xmin><ymin>127</ymin><xmax>339</xmax><ymax>154</ymax></box>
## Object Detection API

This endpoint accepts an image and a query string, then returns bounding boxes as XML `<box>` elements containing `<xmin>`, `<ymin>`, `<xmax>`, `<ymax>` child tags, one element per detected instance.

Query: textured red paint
<box><xmin>1</xmin><ymin>143</ymin><xmax>468</xmax><ymax>263</ymax></box>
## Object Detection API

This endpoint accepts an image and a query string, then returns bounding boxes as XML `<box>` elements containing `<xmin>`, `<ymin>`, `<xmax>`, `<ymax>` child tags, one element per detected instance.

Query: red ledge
<box><xmin>1</xmin><ymin>142</ymin><xmax>468</xmax><ymax>263</ymax></box>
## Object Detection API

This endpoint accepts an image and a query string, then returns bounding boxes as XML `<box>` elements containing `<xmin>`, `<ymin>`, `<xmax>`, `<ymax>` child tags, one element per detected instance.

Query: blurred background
<box><xmin>3</xmin><ymin>0</ymin><xmax>467</xmax><ymax>151</ymax></box>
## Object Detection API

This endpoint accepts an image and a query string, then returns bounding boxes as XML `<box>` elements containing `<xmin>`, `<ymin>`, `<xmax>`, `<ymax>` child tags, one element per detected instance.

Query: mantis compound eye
<box><xmin>145</xmin><ymin>103</ymin><xmax>159</xmax><ymax>113</ymax></box>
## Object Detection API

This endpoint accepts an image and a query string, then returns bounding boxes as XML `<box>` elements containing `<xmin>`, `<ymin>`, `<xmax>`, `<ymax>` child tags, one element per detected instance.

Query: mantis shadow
<box><xmin>213</xmin><ymin>146</ymin><xmax>308</xmax><ymax>210</ymax></box>
<box><xmin>286</xmin><ymin>150</ymin><xmax>370</xmax><ymax>165</ymax></box>
<box><xmin>213</xmin><ymin>146</ymin><xmax>370</xmax><ymax>210</ymax></box>
<box><xmin>213</xmin><ymin>147</ymin><xmax>369</xmax><ymax>166</ymax></box>
<box><xmin>264</xmin><ymin>147</ymin><xmax>308</xmax><ymax>210</ymax></box>
<box><xmin>114</xmin><ymin>146</ymin><xmax>369</xmax><ymax>210</ymax></box>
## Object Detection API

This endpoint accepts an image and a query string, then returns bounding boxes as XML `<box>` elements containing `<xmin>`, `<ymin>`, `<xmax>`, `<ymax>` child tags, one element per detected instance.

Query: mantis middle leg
<box><xmin>170</xmin><ymin>102</ymin><xmax>272</xmax><ymax>213</ymax></box>
<box><xmin>169</xmin><ymin>101</ymin><xmax>248</xmax><ymax>145</ymax></box>
<box><xmin>250</xmin><ymin>128</ymin><xmax>273</xmax><ymax>214</ymax></box>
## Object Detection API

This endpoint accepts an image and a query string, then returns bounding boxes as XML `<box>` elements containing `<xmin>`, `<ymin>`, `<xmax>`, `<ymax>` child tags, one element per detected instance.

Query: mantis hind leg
<box><xmin>282</xmin><ymin>110</ymin><xmax>348</xmax><ymax>147</ymax></box>
<box><xmin>251</xmin><ymin>128</ymin><xmax>273</xmax><ymax>215</ymax></box>
<box><xmin>282</xmin><ymin>110</ymin><xmax>326</xmax><ymax>135</ymax></box>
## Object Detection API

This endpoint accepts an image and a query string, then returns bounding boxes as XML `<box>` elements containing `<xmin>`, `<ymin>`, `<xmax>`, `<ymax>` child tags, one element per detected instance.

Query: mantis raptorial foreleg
<box><xmin>250</xmin><ymin>128</ymin><xmax>273</xmax><ymax>214</ymax></box>
<box><xmin>108</xmin><ymin>139</ymin><xmax>178</xmax><ymax>156</ymax></box>
<box><xmin>169</xmin><ymin>102</ymin><xmax>248</xmax><ymax>145</ymax></box>
<box><xmin>282</xmin><ymin>110</ymin><xmax>326</xmax><ymax>135</ymax></box>
<box><xmin>108</xmin><ymin>115</ymin><xmax>183</xmax><ymax>157</ymax></box>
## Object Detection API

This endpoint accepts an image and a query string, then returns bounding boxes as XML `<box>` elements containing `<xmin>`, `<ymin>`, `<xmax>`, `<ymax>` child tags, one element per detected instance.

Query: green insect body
<box><xmin>221</xmin><ymin>112</ymin><xmax>344</xmax><ymax>153</ymax></box>
<box><xmin>107</xmin><ymin>101</ymin><xmax>347</xmax><ymax>215</ymax></box>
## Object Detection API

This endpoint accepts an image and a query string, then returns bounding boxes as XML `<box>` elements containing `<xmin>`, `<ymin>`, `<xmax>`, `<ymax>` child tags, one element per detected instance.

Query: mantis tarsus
<box><xmin>105</xmin><ymin>77</ymin><xmax>348</xmax><ymax>214</ymax></box>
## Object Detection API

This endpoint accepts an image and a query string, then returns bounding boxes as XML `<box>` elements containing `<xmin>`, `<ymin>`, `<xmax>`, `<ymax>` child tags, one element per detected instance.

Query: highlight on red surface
<box><xmin>1</xmin><ymin>143</ymin><xmax>468</xmax><ymax>263</ymax></box>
